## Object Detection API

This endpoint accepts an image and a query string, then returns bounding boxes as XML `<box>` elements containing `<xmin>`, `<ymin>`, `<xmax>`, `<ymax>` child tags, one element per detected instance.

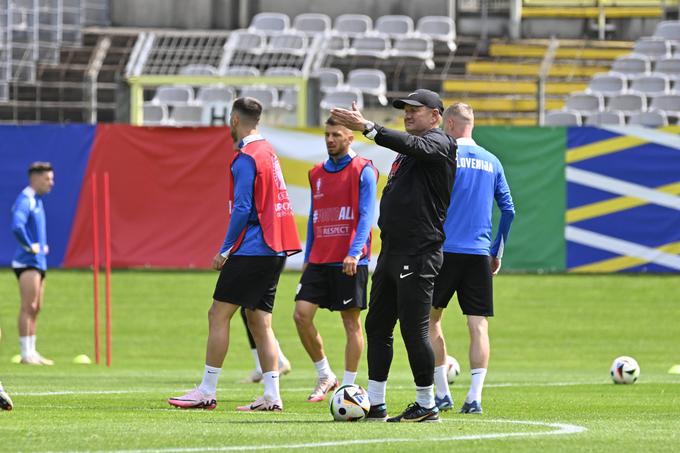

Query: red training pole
<box><xmin>91</xmin><ymin>172</ymin><xmax>100</xmax><ymax>365</ymax></box>
<box><xmin>103</xmin><ymin>172</ymin><xmax>112</xmax><ymax>367</ymax></box>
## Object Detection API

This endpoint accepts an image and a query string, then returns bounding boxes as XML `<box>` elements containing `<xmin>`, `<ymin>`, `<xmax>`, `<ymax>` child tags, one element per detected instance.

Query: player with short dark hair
<box><xmin>293</xmin><ymin>117</ymin><xmax>378</xmax><ymax>402</ymax></box>
<box><xmin>431</xmin><ymin>103</ymin><xmax>515</xmax><ymax>414</ymax></box>
<box><xmin>331</xmin><ymin>89</ymin><xmax>457</xmax><ymax>423</ymax></box>
<box><xmin>169</xmin><ymin>97</ymin><xmax>301</xmax><ymax>412</ymax></box>
<box><xmin>11</xmin><ymin>161</ymin><xmax>55</xmax><ymax>366</ymax></box>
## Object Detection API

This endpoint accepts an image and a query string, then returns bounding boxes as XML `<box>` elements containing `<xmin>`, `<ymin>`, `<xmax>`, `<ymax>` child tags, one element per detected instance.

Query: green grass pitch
<box><xmin>0</xmin><ymin>270</ymin><xmax>679</xmax><ymax>452</ymax></box>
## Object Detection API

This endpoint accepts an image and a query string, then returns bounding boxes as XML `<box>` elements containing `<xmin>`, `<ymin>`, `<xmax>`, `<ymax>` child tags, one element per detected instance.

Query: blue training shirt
<box><xmin>11</xmin><ymin>186</ymin><xmax>49</xmax><ymax>270</ymax></box>
<box><xmin>220</xmin><ymin>135</ymin><xmax>284</xmax><ymax>257</ymax></box>
<box><xmin>304</xmin><ymin>151</ymin><xmax>377</xmax><ymax>265</ymax></box>
<box><xmin>443</xmin><ymin>137</ymin><xmax>515</xmax><ymax>257</ymax></box>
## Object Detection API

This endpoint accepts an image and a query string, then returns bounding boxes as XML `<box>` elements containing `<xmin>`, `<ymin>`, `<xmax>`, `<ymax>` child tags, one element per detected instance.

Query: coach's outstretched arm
<box><xmin>330</xmin><ymin>102</ymin><xmax>454</xmax><ymax>163</ymax></box>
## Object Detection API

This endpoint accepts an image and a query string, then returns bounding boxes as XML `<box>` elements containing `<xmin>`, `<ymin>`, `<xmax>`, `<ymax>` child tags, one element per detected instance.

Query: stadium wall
<box><xmin>1</xmin><ymin>124</ymin><xmax>678</xmax><ymax>273</ymax></box>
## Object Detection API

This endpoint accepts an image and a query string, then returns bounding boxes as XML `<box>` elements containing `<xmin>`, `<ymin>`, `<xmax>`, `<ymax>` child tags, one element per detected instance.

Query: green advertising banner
<box><xmin>473</xmin><ymin>126</ymin><xmax>567</xmax><ymax>272</ymax></box>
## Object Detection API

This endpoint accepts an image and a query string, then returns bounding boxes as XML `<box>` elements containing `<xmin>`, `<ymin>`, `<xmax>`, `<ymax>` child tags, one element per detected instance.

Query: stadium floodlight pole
<box><xmin>91</xmin><ymin>172</ymin><xmax>101</xmax><ymax>365</ymax></box>
<box><xmin>103</xmin><ymin>172</ymin><xmax>112</xmax><ymax>367</ymax></box>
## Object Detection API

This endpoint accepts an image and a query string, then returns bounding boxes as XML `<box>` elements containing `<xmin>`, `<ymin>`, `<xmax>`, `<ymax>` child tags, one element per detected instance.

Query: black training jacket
<box><xmin>374</xmin><ymin>125</ymin><xmax>457</xmax><ymax>255</ymax></box>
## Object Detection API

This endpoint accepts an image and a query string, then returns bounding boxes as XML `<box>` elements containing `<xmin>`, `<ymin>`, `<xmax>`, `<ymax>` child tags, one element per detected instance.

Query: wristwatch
<box><xmin>362</xmin><ymin>121</ymin><xmax>377</xmax><ymax>140</ymax></box>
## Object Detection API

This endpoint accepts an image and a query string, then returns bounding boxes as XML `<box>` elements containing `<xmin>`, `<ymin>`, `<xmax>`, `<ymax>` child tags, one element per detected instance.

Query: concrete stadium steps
<box><xmin>489</xmin><ymin>42</ymin><xmax>632</xmax><ymax>60</ymax></box>
<box><xmin>442</xmin><ymin>96</ymin><xmax>565</xmax><ymax>112</ymax></box>
<box><xmin>443</xmin><ymin>78</ymin><xmax>588</xmax><ymax>95</ymax></box>
<box><xmin>466</xmin><ymin>61</ymin><xmax>610</xmax><ymax>77</ymax></box>
<box><xmin>521</xmin><ymin>6</ymin><xmax>663</xmax><ymax>19</ymax></box>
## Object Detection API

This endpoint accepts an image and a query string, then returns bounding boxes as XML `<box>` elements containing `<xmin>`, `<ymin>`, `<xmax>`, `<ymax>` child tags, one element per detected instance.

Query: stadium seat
<box><xmin>249</xmin><ymin>12</ymin><xmax>290</xmax><ymax>34</ymax></box>
<box><xmin>607</xmin><ymin>93</ymin><xmax>647</xmax><ymax>116</ymax></box>
<box><xmin>152</xmin><ymin>85</ymin><xmax>194</xmax><ymax>106</ymax></box>
<box><xmin>655</xmin><ymin>57</ymin><xmax>680</xmax><ymax>82</ymax></box>
<box><xmin>266</xmin><ymin>31</ymin><xmax>309</xmax><ymax>57</ymax></box>
<box><xmin>611</xmin><ymin>55</ymin><xmax>651</xmax><ymax>77</ymax></box>
<box><xmin>347</xmin><ymin>69</ymin><xmax>388</xmax><ymax>106</ymax></box>
<box><xmin>293</xmin><ymin>13</ymin><xmax>331</xmax><ymax>36</ymax></box>
<box><xmin>629</xmin><ymin>109</ymin><xmax>669</xmax><ymax>127</ymax></box>
<box><xmin>278</xmin><ymin>89</ymin><xmax>298</xmax><ymax>111</ymax></box>
<box><xmin>171</xmin><ymin>105</ymin><xmax>205</xmax><ymax>126</ymax></box>
<box><xmin>375</xmin><ymin>15</ymin><xmax>414</xmax><ymax>38</ymax></box>
<box><xmin>142</xmin><ymin>103</ymin><xmax>169</xmax><ymax>126</ymax></box>
<box><xmin>313</xmin><ymin>67</ymin><xmax>344</xmax><ymax>92</ymax></box>
<box><xmin>586</xmin><ymin>73</ymin><xmax>627</xmax><ymax>97</ymax></box>
<box><xmin>653</xmin><ymin>21</ymin><xmax>680</xmax><ymax>43</ymax></box>
<box><xmin>226</xmin><ymin>30</ymin><xmax>268</xmax><ymax>55</ymax></box>
<box><xmin>322</xmin><ymin>35</ymin><xmax>350</xmax><ymax>58</ymax></box>
<box><xmin>392</xmin><ymin>36</ymin><xmax>435</xmax><ymax>70</ymax></box>
<box><xmin>264</xmin><ymin>67</ymin><xmax>303</xmax><ymax>77</ymax></box>
<box><xmin>545</xmin><ymin>110</ymin><xmax>582</xmax><ymax>126</ymax></box>
<box><xmin>349</xmin><ymin>34</ymin><xmax>391</xmax><ymax>59</ymax></box>
<box><xmin>649</xmin><ymin>94</ymin><xmax>680</xmax><ymax>120</ymax></box>
<box><xmin>415</xmin><ymin>16</ymin><xmax>457</xmax><ymax>52</ymax></box>
<box><xmin>239</xmin><ymin>87</ymin><xmax>279</xmax><ymax>109</ymax></box>
<box><xmin>633</xmin><ymin>37</ymin><xmax>672</xmax><ymax>61</ymax></box>
<box><xmin>630</xmin><ymin>74</ymin><xmax>670</xmax><ymax>98</ymax></box>
<box><xmin>221</xmin><ymin>66</ymin><xmax>261</xmax><ymax>76</ymax></box>
<box><xmin>196</xmin><ymin>86</ymin><xmax>235</xmax><ymax>104</ymax></box>
<box><xmin>585</xmin><ymin>111</ymin><xmax>625</xmax><ymax>126</ymax></box>
<box><xmin>178</xmin><ymin>64</ymin><xmax>218</xmax><ymax>76</ymax></box>
<box><xmin>333</xmin><ymin>14</ymin><xmax>372</xmax><ymax>37</ymax></box>
<box><xmin>320</xmin><ymin>88</ymin><xmax>364</xmax><ymax>111</ymax></box>
<box><xmin>565</xmin><ymin>92</ymin><xmax>604</xmax><ymax>116</ymax></box>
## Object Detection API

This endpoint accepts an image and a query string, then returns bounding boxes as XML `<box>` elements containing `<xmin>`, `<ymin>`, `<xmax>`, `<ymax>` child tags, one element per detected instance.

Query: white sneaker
<box><xmin>240</xmin><ymin>369</ymin><xmax>263</xmax><ymax>384</ymax></box>
<box><xmin>168</xmin><ymin>387</ymin><xmax>217</xmax><ymax>410</ymax></box>
<box><xmin>33</xmin><ymin>352</ymin><xmax>54</xmax><ymax>366</ymax></box>
<box><xmin>279</xmin><ymin>356</ymin><xmax>292</xmax><ymax>376</ymax></box>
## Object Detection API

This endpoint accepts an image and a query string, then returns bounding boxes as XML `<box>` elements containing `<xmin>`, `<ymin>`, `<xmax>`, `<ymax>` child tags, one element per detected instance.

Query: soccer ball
<box><xmin>447</xmin><ymin>355</ymin><xmax>461</xmax><ymax>384</ymax></box>
<box><xmin>329</xmin><ymin>384</ymin><xmax>370</xmax><ymax>421</ymax></box>
<box><xmin>610</xmin><ymin>356</ymin><xmax>640</xmax><ymax>384</ymax></box>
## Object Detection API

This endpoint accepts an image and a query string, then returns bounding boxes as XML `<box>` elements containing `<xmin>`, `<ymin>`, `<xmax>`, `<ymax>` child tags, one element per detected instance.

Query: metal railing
<box><xmin>536</xmin><ymin>37</ymin><xmax>559</xmax><ymax>126</ymax></box>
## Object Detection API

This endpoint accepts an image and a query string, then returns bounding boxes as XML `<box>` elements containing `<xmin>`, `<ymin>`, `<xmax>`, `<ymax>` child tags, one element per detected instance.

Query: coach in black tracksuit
<box><xmin>331</xmin><ymin>89</ymin><xmax>457</xmax><ymax>423</ymax></box>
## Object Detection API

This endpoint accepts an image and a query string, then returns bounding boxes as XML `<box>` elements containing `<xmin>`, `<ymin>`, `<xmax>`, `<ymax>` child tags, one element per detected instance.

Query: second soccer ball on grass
<box><xmin>329</xmin><ymin>384</ymin><xmax>370</xmax><ymax>421</ymax></box>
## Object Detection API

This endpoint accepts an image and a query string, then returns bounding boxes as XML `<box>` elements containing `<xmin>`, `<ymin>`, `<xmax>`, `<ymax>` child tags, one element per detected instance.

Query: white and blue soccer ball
<box><xmin>610</xmin><ymin>356</ymin><xmax>640</xmax><ymax>384</ymax></box>
<box><xmin>447</xmin><ymin>355</ymin><xmax>461</xmax><ymax>384</ymax></box>
<box><xmin>329</xmin><ymin>384</ymin><xmax>370</xmax><ymax>421</ymax></box>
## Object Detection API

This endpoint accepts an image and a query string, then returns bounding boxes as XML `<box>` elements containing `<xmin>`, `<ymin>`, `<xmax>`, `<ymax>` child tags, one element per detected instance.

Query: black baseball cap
<box><xmin>392</xmin><ymin>89</ymin><xmax>444</xmax><ymax>114</ymax></box>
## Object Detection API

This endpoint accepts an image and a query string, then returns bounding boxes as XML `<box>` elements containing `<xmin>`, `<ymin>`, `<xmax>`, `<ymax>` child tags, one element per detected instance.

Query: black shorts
<box><xmin>432</xmin><ymin>253</ymin><xmax>493</xmax><ymax>316</ymax></box>
<box><xmin>296</xmin><ymin>263</ymin><xmax>368</xmax><ymax>311</ymax></box>
<box><xmin>13</xmin><ymin>267</ymin><xmax>46</xmax><ymax>281</ymax></box>
<box><xmin>213</xmin><ymin>255</ymin><xmax>286</xmax><ymax>313</ymax></box>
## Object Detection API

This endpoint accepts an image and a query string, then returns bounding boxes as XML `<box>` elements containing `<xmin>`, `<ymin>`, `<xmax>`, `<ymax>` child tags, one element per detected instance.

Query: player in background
<box><xmin>294</xmin><ymin>117</ymin><xmax>378</xmax><ymax>402</ymax></box>
<box><xmin>11</xmin><ymin>162</ymin><xmax>55</xmax><ymax>366</ymax></box>
<box><xmin>332</xmin><ymin>90</ymin><xmax>456</xmax><ymax>423</ymax></box>
<box><xmin>169</xmin><ymin>97</ymin><xmax>301</xmax><ymax>412</ymax></box>
<box><xmin>240</xmin><ymin>307</ymin><xmax>292</xmax><ymax>383</ymax></box>
<box><xmin>430</xmin><ymin>103</ymin><xmax>515</xmax><ymax>414</ymax></box>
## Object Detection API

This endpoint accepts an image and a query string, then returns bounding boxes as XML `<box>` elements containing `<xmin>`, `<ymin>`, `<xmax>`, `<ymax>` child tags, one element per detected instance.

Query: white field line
<box><xmin>69</xmin><ymin>419</ymin><xmax>586</xmax><ymax>453</ymax></box>
<box><xmin>12</xmin><ymin>380</ymin><xmax>679</xmax><ymax>396</ymax></box>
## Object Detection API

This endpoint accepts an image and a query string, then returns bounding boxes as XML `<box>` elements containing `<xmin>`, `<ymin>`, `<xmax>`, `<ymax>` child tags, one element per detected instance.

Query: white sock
<box><xmin>342</xmin><ymin>370</ymin><xmax>358</xmax><ymax>386</ymax></box>
<box><xmin>416</xmin><ymin>384</ymin><xmax>435</xmax><ymax>409</ymax></box>
<box><xmin>19</xmin><ymin>336</ymin><xmax>31</xmax><ymax>359</ymax></box>
<box><xmin>277</xmin><ymin>341</ymin><xmax>289</xmax><ymax>367</ymax></box>
<box><xmin>29</xmin><ymin>335</ymin><xmax>36</xmax><ymax>355</ymax></box>
<box><xmin>434</xmin><ymin>365</ymin><xmax>451</xmax><ymax>399</ymax></box>
<box><xmin>262</xmin><ymin>371</ymin><xmax>280</xmax><ymax>401</ymax></box>
<box><xmin>313</xmin><ymin>357</ymin><xmax>333</xmax><ymax>379</ymax></box>
<box><xmin>251</xmin><ymin>348</ymin><xmax>262</xmax><ymax>373</ymax></box>
<box><xmin>367</xmin><ymin>379</ymin><xmax>386</xmax><ymax>406</ymax></box>
<box><xmin>466</xmin><ymin>368</ymin><xmax>487</xmax><ymax>403</ymax></box>
<box><xmin>198</xmin><ymin>365</ymin><xmax>221</xmax><ymax>395</ymax></box>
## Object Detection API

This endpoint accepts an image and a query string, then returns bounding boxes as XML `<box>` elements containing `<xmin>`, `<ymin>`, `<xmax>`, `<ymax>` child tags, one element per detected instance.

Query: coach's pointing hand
<box><xmin>330</xmin><ymin>102</ymin><xmax>368</xmax><ymax>131</ymax></box>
